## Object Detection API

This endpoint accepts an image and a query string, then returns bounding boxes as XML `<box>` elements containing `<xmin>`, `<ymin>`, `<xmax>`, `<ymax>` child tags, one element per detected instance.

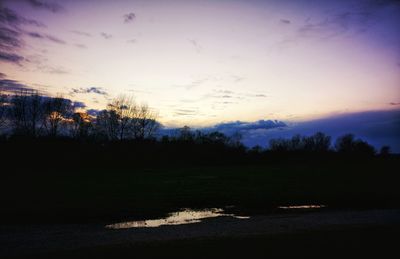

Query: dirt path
<box><xmin>1</xmin><ymin>209</ymin><xmax>400</xmax><ymax>257</ymax></box>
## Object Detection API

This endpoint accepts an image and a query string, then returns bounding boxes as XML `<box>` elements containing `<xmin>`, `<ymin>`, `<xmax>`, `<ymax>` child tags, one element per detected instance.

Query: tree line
<box><xmin>0</xmin><ymin>90</ymin><xmax>392</xmax><ymax>160</ymax></box>
<box><xmin>0</xmin><ymin>91</ymin><xmax>159</xmax><ymax>140</ymax></box>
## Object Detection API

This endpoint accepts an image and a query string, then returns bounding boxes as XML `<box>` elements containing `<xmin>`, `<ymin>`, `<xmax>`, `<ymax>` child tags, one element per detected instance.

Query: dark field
<box><xmin>2</xmin><ymin>157</ymin><xmax>399</xmax><ymax>223</ymax></box>
<box><xmin>2</xmin><ymin>140</ymin><xmax>399</xmax><ymax>258</ymax></box>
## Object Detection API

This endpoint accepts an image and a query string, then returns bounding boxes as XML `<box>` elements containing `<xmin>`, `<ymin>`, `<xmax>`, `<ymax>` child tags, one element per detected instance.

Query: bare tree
<box><xmin>0</xmin><ymin>92</ymin><xmax>7</xmax><ymax>129</ymax></box>
<box><xmin>134</xmin><ymin>104</ymin><xmax>159</xmax><ymax>139</ymax></box>
<box><xmin>95</xmin><ymin>109</ymin><xmax>119</xmax><ymax>140</ymax></box>
<box><xmin>43</xmin><ymin>96</ymin><xmax>73</xmax><ymax>137</ymax></box>
<box><xmin>94</xmin><ymin>95</ymin><xmax>160</xmax><ymax>141</ymax></box>
<box><xmin>8</xmin><ymin>90</ymin><xmax>44</xmax><ymax>136</ymax></box>
<box><xmin>70</xmin><ymin>112</ymin><xmax>92</xmax><ymax>139</ymax></box>
<box><xmin>178</xmin><ymin>126</ymin><xmax>194</xmax><ymax>141</ymax></box>
<box><xmin>109</xmin><ymin>95</ymin><xmax>138</xmax><ymax>140</ymax></box>
<box><xmin>25</xmin><ymin>92</ymin><xmax>45</xmax><ymax>137</ymax></box>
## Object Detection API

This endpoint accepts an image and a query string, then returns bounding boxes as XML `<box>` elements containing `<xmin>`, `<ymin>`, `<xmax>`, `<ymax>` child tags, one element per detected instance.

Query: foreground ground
<box><xmin>1</xmin><ymin>158</ymin><xmax>399</xmax><ymax>258</ymax></box>
<box><xmin>1</xmin><ymin>209</ymin><xmax>399</xmax><ymax>258</ymax></box>
<box><xmin>1</xmin><ymin>158</ymin><xmax>399</xmax><ymax>223</ymax></box>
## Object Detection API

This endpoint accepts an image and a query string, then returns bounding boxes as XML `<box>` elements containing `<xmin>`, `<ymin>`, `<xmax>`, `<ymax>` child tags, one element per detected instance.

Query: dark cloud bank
<box><xmin>236</xmin><ymin>110</ymin><xmax>400</xmax><ymax>152</ymax></box>
<box><xmin>160</xmin><ymin>110</ymin><xmax>400</xmax><ymax>152</ymax></box>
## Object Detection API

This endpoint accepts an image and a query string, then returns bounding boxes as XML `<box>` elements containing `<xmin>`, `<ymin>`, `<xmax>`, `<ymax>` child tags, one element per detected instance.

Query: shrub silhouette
<box><xmin>335</xmin><ymin>134</ymin><xmax>376</xmax><ymax>156</ymax></box>
<box><xmin>269</xmin><ymin>132</ymin><xmax>331</xmax><ymax>153</ymax></box>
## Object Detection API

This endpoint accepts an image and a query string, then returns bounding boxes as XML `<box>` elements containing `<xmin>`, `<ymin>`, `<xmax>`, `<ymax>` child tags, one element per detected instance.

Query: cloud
<box><xmin>75</xmin><ymin>43</ymin><xmax>87</xmax><ymax>49</ymax></box>
<box><xmin>24</xmin><ymin>0</ymin><xmax>65</xmax><ymax>13</ymax></box>
<box><xmin>280</xmin><ymin>19</ymin><xmax>291</xmax><ymax>24</ymax></box>
<box><xmin>295</xmin><ymin>1</ymin><xmax>400</xmax><ymax>41</ymax></box>
<box><xmin>72</xmin><ymin>101</ymin><xmax>86</xmax><ymax>109</ymax></box>
<box><xmin>27</xmin><ymin>31</ymin><xmax>66</xmax><ymax>44</ymax></box>
<box><xmin>70</xmin><ymin>87</ymin><xmax>108</xmax><ymax>96</ymax></box>
<box><xmin>390</xmin><ymin>102</ymin><xmax>400</xmax><ymax>105</ymax></box>
<box><xmin>44</xmin><ymin>34</ymin><xmax>66</xmax><ymax>44</ymax></box>
<box><xmin>298</xmin><ymin>11</ymin><xmax>373</xmax><ymax>39</ymax></box>
<box><xmin>0</xmin><ymin>72</ymin><xmax>5</xmax><ymax>79</ymax></box>
<box><xmin>158</xmin><ymin>119</ymin><xmax>287</xmax><ymax>140</ymax></box>
<box><xmin>0</xmin><ymin>78</ymin><xmax>36</xmax><ymax>93</ymax></box>
<box><xmin>206</xmin><ymin>120</ymin><xmax>287</xmax><ymax>135</ymax></box>
<box><xmin>210</xmin><ymin>89</ymin><xmax>267</xmax><ymax>100</ymax></box>
<box><xmin>0</xmin><ymin>7</ymin><xmax>45</xmax><ymax>65</ymax></box>
<box><xmin>127</xmin><ymin>39</ymin><xmax>136</xmax><ymax>44</ymax></box>
<box><xmin>231</xmin><ymin>75</ymin><xmax>244</xmax><ymax>83</ymax></box>
<box><xmin>241</xmin><ymin>110</ymin><xmax>400</xmax><ymax>152</ymax></box>
<box><xmin>0</xmin><ymin>27</ymin><xmax>23</xmax><ymax>51</ymax></box>
<box><xmin>0</xmin><ymin>51</ymin><xmax>24</xmax><ymax>64</ymax></box>
<box><xmin>188</xmin><ymin>39</ymin><xmax>202</xmax><ymax>53</ymax></box>
<box><xmin>174</xmin><ymin>108</ymin><xmax>199</xmax><ymax>116</ymax></box>
<box><xmin>36</xmin><ymin>65</ymin><xmax>68</xmax><ymax>74</ymax></box>
<box><xmin>71</xmin><ymin>30</ymin><xmax>91</xmax><ymax>37</ymax></box>
<box><xmin>100</xmin><ymin>32</ymin><xmax>112</xmax><ymax>39</ymax></box>
<box><xmin>0</xmin><ymin>7</ymin><xmax>45</xmax><ymax>27</ymax></box>
<box><xmin>123</xmin><ymin>12</ymin><xmax>136</xmax><ymax>23</ymax></box>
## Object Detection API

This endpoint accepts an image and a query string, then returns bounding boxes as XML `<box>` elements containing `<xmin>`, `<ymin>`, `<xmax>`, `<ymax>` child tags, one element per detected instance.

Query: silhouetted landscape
<box><xmin>1</xmin><ymin>91</ymin><xmax>399</xmax><ymax>258</ymax></box>
<box><xmin>1</xmin><ymin>0</ymin><xmax>400</xmax><ymax>258</ymax></box>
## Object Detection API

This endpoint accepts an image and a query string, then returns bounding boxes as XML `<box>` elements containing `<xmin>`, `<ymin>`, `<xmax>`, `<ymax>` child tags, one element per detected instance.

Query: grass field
<box><xmin>2</xmin><ymin>157</ymin><xmax>399</xmax><ymax>223</ymax></box>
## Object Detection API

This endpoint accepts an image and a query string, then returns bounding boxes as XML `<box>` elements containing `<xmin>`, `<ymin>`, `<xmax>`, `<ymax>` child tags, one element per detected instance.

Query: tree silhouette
<box><xmin>335</xmin><ymin>134</ymin><xmax>375</xmax><ymax>156</ymax></box>
<box><xmin>43</xmin><ymin>96</ymin><xmax>73</xmax><ymax>137</ymax></box>
<box><xmin>133</xmin><ymin>104</ymin><xmax>159</xmax><ymax>139</ymax></box>
<box><xmin>0</xmin><ymin>92</ymin><xmax>7</xmax><ymax>129</ymax></box>
<box><xmin>70</xmin><ymin>112</ymin><xmax>92</xmax><ymax>139</ymax></box>
<box><xmin>8</xmin><ymin>90</ymin><xmax>46</xmax><ymax>136</ymax></box>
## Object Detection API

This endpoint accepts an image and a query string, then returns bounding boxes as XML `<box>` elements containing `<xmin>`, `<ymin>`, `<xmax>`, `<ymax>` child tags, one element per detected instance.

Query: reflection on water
<box><xmin>278</xmin><ymin>204</ymin><xmax>326</xmax><ymax>210</ymax></box>
<box><xmin>105</xmin><ymin>208</ymin><xmax>250</xmax><ymax>229</ymax></box>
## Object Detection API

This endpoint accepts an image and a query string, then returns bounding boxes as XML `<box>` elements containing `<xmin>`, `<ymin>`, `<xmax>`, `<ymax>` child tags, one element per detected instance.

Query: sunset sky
<box><xmin>1</xmin><ymin>0</ymin><xmax>399</xmax><ymax>127</ymax></box>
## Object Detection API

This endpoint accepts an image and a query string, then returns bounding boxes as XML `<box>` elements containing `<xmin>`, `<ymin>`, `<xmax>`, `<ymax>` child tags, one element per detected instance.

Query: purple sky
<box><xmin>1</xmin><ymin>0</ymin><xmax>399</xmax><ymax>127</ymax></box>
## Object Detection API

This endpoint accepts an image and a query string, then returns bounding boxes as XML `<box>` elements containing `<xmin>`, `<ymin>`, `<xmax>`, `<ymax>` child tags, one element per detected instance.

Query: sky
<box><xmin>1</xmin><ymin>0</ymin><xmax>399</xmax><ymax>128</ymax></box>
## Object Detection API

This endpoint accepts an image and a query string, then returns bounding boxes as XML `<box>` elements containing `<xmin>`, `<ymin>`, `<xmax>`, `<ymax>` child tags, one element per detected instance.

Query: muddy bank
<box><xmin>1</xmin><ymin>209</ymin><xmax>400</xmax><ymax>257</ymax></box>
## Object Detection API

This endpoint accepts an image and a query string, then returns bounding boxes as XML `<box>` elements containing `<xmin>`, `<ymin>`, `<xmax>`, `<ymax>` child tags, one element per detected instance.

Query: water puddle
<box><xmin>105</xmin><ymin>208</ymin><xmax>250</xmax><ymax>229</ymax></box>
<box><xmin>278</xmin><ymin>204</ymin><xmax>326</xmax><ymax>210</ymax></box>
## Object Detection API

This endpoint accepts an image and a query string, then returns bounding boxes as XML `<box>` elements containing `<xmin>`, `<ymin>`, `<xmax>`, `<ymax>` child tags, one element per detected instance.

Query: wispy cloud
<box><xmin>0</xmin><ymin>7</ymin><xmax>45</xmax><ymax>28</ymax></box>
<box><xmin>45</xmin><ymin>34</ymin><xmax>66</xmax><ymax>44</ymax></box>
<box><xmin>0</xmin><ymin>27</ymin><xmax>23</xmax><ymax>51</ymax></box>
<box><xmin>123</xmin><ymin>12</ymin><xmax>136</xmax><ymax>23</ymax></box>
<box><xmin>27</xmin><ymin>31</ymin><xmax>66</xmax><ymax>44</ymax></box>
<box><xmin>71</xmin><ymin>30</ymin><xmax>91</xmax><ymax>37</ymax></box>
<box><xmin>174</xmin><ymin>108</ymin><xmax>199</xmax><ymax>116</ymax></box>
<box><xmin>75</xmin><ymin>43</ymin><xmax>87</xmax><ymax>49</ymax></box>
<box><xmin>0</xmin><ymin>78</ymin><xmax>36</xmax><ymax>93</ymax></box>
<box><xmin>280</xmin><ymin>19</ymin><xmax>291</xmax><ymax>24</ymax></box>
<box><xmin>174</xmin><ymin>77</ymin><xmax>210</xmax><ymax>90</ymax></box>
<box><xmin>100</xmin><ymin>32</ymin><xmax>112</xmax><ymax>39</ymax></box>
<box><xmin>390</xmin><ymin>102</ymin><xmax>400</xmax><ymax>106</ymax></box>
<box><xmin>24</xmin><ymin>0</ymin><xmax>65</xmax><ymax>13</ymax></box>
<box><xmin>0</xmin><ymin>7</ymin><xmax>46</xmax><ymax>65</ymax></box>
<box><xmin>0</xmin><ymin>51</ymin><xmax>24</xmax><ymax>64</ymax></box>
<box><xmin>36</xmin><ymin>65</ymin><xmax>69</xmax><ymax>74</ymax></box>
<box><xmin>188</xmin><ymin>39</ymin><xmax>202</xmax><ymax>53</ymax></box>
<box><xmin>211</xmin><ymin>89</ymin><xmax>268</xmax><ymax>100</ymax></box>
